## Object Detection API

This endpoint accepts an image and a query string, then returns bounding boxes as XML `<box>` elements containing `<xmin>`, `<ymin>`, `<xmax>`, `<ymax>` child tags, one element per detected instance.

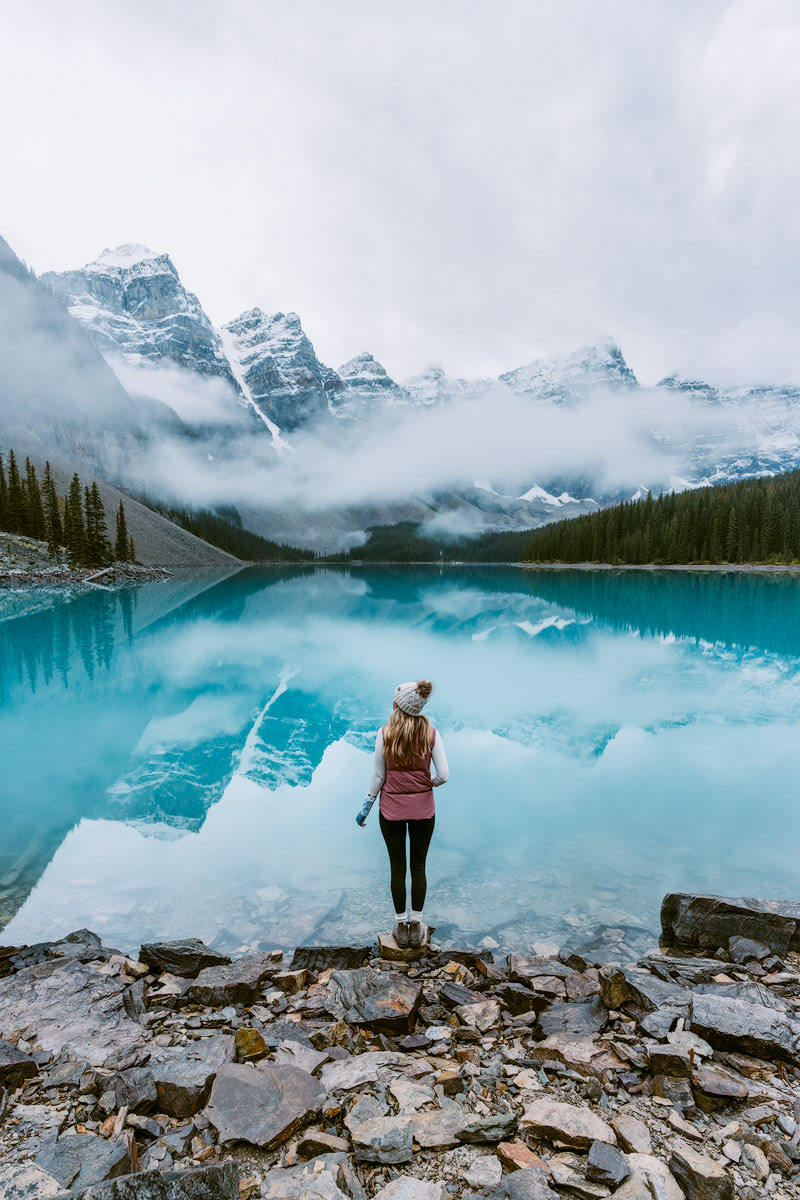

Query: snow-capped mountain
<box><xmin>43</xmin><ymin>244</ymin><xmax>237</xmax><ymax>386</ymax></box>
<box><xmin>37</xmin><ymin>239</ymin><xmax>800</xmax><ymax>550</ymax></box>
<box><xmin>500</xmin><ymin>336</ymin><xmax>638</xmax><ymax>403</ymax></box>
<box><xmin>222</xmin><ymin>308</ymin><xmax>340</xmax><ymax>431</ymax></box>
<box><xmin>404</xmin><ymin>365</ymin><xmax>475</xmax><ymax>406</ymax></box>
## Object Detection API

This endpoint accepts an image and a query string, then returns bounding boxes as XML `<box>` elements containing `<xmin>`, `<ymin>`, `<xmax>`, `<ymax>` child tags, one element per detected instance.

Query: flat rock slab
<box><xmin>139</xmin><ymin>939</ymin><xmax>231</xmax><ymax>979</ymax></box>
<box><xmin>669</xmin><ymin>1144</ymin><xmax>734</xmax><ymax>1200</ymax></box>
<box><xmin>538</xmin><ymin>998</ymin><xmax>606</xmax><ymax>1040</ymax></box>
<box><xmin>179</xmin><ymin>953</ymin><xmax>274</xmax><ymax>1007</ymax></box>
<box><xmin>689</xmin><ymin>991</ymin><xmax>800</xmax><ymax>1063</ymax></box>
<box><xmin>325</xmin><ymin>967</ymin><xmax>423</xmax><ymax>1034</ymax></box>
<box><xmin>626</xmin><ymin>1154</ymin><xmax>683</xmax><ymax>1200</ymax></box>
<box><xmin>661</xmin><ymin>893</ymin><xmax>800</xmax><ymax>956</ymax></box>
<box><xmin>262</xmin><ymin>1166</ymin><xmax>350</xmax><ymax>1199</ymax></box>
<box><xmin>0</xmin><ymin>958</ymin><xmax>148</xmax><ymax>1066</ymax></box>
<box><xmin>521</xmin><ymin>1099</ymin><xmax>616</xmax><ymax>1149</ymax></box>
<box><xmin>77</xmin><ymin>1163</ymin><xmax>240</xmax><ymax>1200</ymax></box>
<box><xmin>351</xmin><ymin>1115</ymin><xmax>414</xmax><ymax>1164</ymax></box>
<box><xmin>205</xmin><ymin>1061</ymin><xmax>323</xmax><ymax>1148</ymax></box>
<box><xmin>0</xmin><ymin>1037</ymin><xmax>39</xmax><ymax>1086</ymax></box>
<box><xmin>494</xmin><ymin>1167</ymin><xmax>559</xmax><ymax>1199</ymax></box>
<box><xmin>378</xmin><ymin>930</ymin><xmax>432</xmax><ymax>962</ymax></box>
<box><xmin>526</xmin><ymin>1034</ymin><xmax>625</xmax><ymax>1079</ymax></box>
<box><xmin>611</xmin><ymin>1113</ymin><xmax>652</xmax><ymax>1155</ymax></box>
<box><xmin>9</xmin><ymin>930</ymin><xmax>117</xmax><ymax>972</ymax></box>
<box><xmin>599</xmin><ymin>965</ymin><xmax>689</xmax><ymax>1015</ymax></box>
<box><xmin>0</xmin><ymin>1163</ymin><xmax>69</xmax><ymax>1200</ymax></box>
<box><xmin>290</xmin><ymin>945</ymin><xmax>372</xmax><ymax>972</ymax></box>
<box><xmin>35</xmin><ymin>1133</ymin><xmax>130</xmax><ymax>1191</ymax></box>
<box><xmin>150</xmin><ymin>1034</ymin><xmax>234</xmax><ymax>1117</ymax></box>
<box><xmin>374</xmin><ymin>1179</ymin><xmax>446</xmax><ymax>1199</ymax></box>
<box><xmin>319</xmin><ymin>1050</ymin><xmax>416</xmax><ymax>1093</ymax></box>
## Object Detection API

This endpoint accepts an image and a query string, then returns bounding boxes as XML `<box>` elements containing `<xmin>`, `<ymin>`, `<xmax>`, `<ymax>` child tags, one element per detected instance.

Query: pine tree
<box><xmin>24</xmin><ymin>458</ymin><xmax>47</xmax><ymax>541</ymax></box>
<box><xmin>128</xmin><ymin>534</ymin><xmax>136</xmax><ymax>564</ymax></box>
<box><xmin>114</xmin><ymin>501</ymin><xmax>130</xmax><ymax>562</ymax></box>
<box><xmin>42</xmin><ymin>462</ymin><xmax>63</xmax><ymax>556</ymax></box>
<box><xmin>83</xmin><ymin>483</ymin><xmax>111</xmax><ymax>567</ymax></box>
<box><xmin>64</xmin><ymin>473</ymin><xmax>86</xmax><ymax>565</ymax></box>
<box><xmin>6</xmin><ymin>449</ymin><xmax>27</xmax><ymax>535</ymax></box>
<box><xmin>0</xmin><ymin>452</ymin><xmax>6</xmax><ymax>531</ymax></box>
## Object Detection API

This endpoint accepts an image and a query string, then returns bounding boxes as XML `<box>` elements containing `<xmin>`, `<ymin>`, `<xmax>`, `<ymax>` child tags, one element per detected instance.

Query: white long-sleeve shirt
<box><xmin>366</xmin><ymin>727</ymin><xmax>449</xmax><ymax>799</ymax></box>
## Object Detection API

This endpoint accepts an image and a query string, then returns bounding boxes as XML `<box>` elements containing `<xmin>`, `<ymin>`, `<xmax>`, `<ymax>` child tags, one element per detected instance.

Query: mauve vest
<box><xmin>379</xmin><ymin>725</ymin><xmax>437</xmax><ymax>821</ymax></box>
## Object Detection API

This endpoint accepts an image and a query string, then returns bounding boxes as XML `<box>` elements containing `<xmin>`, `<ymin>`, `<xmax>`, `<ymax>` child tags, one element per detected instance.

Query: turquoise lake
<box><xmin>1</xmin><ymin>565</ymin><xmax>800</xmax><ymax>958</ymax></box>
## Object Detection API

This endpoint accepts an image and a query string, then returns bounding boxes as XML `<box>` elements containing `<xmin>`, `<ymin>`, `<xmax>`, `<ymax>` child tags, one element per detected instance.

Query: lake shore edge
<box><xmin>2</xmin><ymin>891</ymin><xmax>800</xmax><ymax>1198</ymax></box>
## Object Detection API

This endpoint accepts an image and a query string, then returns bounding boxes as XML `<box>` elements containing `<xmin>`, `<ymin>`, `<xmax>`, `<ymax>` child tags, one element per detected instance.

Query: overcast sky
<box><xmin>2</xmin><ymin>0</ymin><xmax>799</xmax><ymax>385</ymax></box>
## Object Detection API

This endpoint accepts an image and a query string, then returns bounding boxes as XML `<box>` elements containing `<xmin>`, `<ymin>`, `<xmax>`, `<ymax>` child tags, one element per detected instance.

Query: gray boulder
<box><xmin>351</xmin><ymin>1115</ymin><xmax>414</xmax><ymax>1164</ymax></box>
<box><xmin>205</xmin><ymin>1061</ymin><xmax>323</xmax><ymax>1148</ymax></box>
<box><xmin>491</xmin><ymin>1167</ymin><xmax>559</xmax><ymax>1199</ymax></box>
<box><xmin>538</xmin><ymin>998</ymin><xmax>606</xmax><ymax>1040</ymax></box>
<box><xmin>668</xmin><ymin>1144</ymin><xmax>734</xmax><ymax>1200</ymax></box>
<box><xmin>290</xmin><ymin>946</ymin><xmax>372</xmax><ymax>972</ymax></box>
<box><xmin>179</xmin><ymin>954</ymin><xmax>273</xmax><ymax>1007</ymax></box>
<box><xmin>0</xmin><ymin>958</ymin><xmax>147</xmax><ymax>1066</ymax></box>
<box><xmin>0</xmin><ymin>1163</ymin><xmax>69</xmax><ymax>1200</ymax></box>
<box><xmin>35</xmin><ymin>1134</ymin><xmax>129</xmax><ymax>1191</ymax></box>
<box><xmin>587</xmin><ymin>1139</ymin><xmax>630</xmax><ymax>1186</ymax></box>
<box><xmin>325</xmin><ymin>968</ymin><xmax>423</xmax><ymax>1034</ymax></box>
<box><xmin>599</xmin><ymin>965</ymin><xmax>689</xmax><ymax>1015</ymax></box>
<box><xmin>76</xmin><ymin>1162</ymin><xmax>239</xmax><ymax>1200</ymax></box>
<box><xmin>9</xmin><ymin>930</ymin><xmax>116</xmax><ymax>972</ymax></box>
<box><xmin>139</xmin><ymin>940</ymin><xmax>230</xmax><ymax>979</ymax></box>
<box><xmin>0</xmin><ymin>1038</ymin><xmax>39</xmax><ymax>1087</ymax></box>
<box><xmin>107</xmin><ymin>1066</ymin><xmax>158</xmax><ymax>1113</ymax></box>
<box><xmin>689</xmin><ymin>992</ymin><xmax>800</xmax><ymax>1063</ymax></box>
<box><xmin>151</xmin><ymin>1036</ymin><xmax>233</xmax><ymax>1118</ymax></box>
<box><xmin>661</xmin><ymin>893</ymin><xmax>800</xmax><ymax>956</ymax></box>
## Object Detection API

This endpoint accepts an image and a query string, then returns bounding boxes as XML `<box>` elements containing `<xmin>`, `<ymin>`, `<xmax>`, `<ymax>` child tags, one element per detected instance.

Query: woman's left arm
<box><xmin>431</xmin><ymin>729</ymin><xmax>449</xmax><ymax>787</ymax></box>
<box><xmin>365</xmin><ymin>728</ymin><xmax>387</xmax><ymax>798</ymax></box>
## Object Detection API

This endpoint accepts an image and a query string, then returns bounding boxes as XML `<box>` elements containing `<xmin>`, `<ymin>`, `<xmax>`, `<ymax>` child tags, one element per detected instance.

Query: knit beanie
<box><xmin>394</xmin><ymin>679</ymin><xmax>433</xmax><ymax>715</ymax></box>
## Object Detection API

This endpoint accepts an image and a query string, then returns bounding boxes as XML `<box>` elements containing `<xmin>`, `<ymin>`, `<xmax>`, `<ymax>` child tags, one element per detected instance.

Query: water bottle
<box><xmin>356</xmin><ymin>795</ymin><xmax>377</xmax><ymax>826</ymax></box>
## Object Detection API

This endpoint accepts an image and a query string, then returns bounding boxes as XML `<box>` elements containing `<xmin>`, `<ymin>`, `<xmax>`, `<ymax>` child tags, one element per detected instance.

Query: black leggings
<box><xmin>379</xmin><ymin>813</ymin><xmax>436</xmax><ymax>914</ymax></box>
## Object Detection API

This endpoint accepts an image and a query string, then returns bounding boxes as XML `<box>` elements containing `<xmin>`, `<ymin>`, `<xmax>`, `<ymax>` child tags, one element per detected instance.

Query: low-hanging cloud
<box><xmin>117</xmin><ymin>363</ymin><xmax>797</xmax><ymax>529</ymax></box>
<box><xmin>109</xmin><ymin>355</ymin><xmax>254</xmax><ymax>429</ymax></box>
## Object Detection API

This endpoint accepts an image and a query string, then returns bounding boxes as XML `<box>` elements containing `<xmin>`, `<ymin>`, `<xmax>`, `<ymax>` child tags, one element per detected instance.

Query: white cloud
<box><xmin>2</xmin><ymin>0</ymin><xmax>799</xmax><ymax>386</ymax></box>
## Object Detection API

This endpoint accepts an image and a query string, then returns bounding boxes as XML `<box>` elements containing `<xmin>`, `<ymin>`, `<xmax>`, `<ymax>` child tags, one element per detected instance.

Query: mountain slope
<box><xmin>0</xmin><ymin>237</ymin><xmax>240</xmax><ymax>566</ymax></box>
<box><xmin>222</xmin><ymin>308</ymin><xmax>339</xmax><ymax>431</ymax></box>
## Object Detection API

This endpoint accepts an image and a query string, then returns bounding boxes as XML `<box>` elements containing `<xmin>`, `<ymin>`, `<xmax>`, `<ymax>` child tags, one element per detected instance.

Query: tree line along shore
<box><xmin>0</xmin><ymin>449</ymin><xmax>135</xmax><ymax>569</ymax></box>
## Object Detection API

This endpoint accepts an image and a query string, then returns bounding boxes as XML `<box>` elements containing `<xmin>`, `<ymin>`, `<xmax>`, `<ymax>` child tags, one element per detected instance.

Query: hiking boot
<box><xmin>408</xmin><ymin>920</ymin><xmax>425</xmax><ymax>948</ymax></box>
<box><xmin>394</xmin><ymin>921</ymin><xmax>410</xmax><ymax>948</ymax></box>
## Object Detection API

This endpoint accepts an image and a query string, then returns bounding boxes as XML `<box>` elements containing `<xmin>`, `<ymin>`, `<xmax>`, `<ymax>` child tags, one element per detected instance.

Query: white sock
<box><xmin>395</xmin><ymin>911</ymin><xmax>407</xmax><ymax>922</ymax></box>
<box><xmin>410</xmin><ymin>910</ymin><xmax>424</xmax><ymax>922</ymax></box>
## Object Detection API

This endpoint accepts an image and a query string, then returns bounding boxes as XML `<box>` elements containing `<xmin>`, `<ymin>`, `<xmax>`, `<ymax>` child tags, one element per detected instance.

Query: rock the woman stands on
<box><xmin>356</xmin><ymin>679</ymin><xmax>449</xmax><ymax>949</ymax></box>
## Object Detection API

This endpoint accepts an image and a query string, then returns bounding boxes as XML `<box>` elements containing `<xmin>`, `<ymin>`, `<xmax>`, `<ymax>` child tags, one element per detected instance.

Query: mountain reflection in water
<box><xmin>1</xmin><ymin>565</ymin><xmax>799</xmax><ymax>955</ymax></box>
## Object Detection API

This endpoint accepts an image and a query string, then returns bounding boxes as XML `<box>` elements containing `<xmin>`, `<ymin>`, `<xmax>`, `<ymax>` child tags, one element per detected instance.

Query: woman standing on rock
<box><xmin>356</xmin><ymin>680</ymin><xmax>449</xmax><ymax>948</ymax></box>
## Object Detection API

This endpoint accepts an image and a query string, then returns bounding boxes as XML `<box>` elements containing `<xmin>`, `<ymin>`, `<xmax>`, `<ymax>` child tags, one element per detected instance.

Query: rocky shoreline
<box><xmin>0</xmin><ymin>563</ymin><xmax>172</xmax><ymax>590</ymax></box>
<box><xmin>3</xmin><ymin>893</ymin><xmax>800</xmax><ymax>1200</ymax></box>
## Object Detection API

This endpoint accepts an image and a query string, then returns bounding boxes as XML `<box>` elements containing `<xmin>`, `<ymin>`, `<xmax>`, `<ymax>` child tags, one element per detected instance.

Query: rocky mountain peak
<box><xmin>500</xmin><ymin>336</ymin><xmax>638</xmax><ymax>403</ymax></box>
<box><xmin>42</xmin><ymin>245</ymin><xmax>236</xmax><ymax>385</ymax></box>
<box><xmin>337</xmin><ymin>351</ymin><xmax>395</xmax><ymax>388</ymax></box>
<box><xmin>86</xmin><ymin>244</ymin><xmax>167</xmax><ymax>271</ymax></box>
<box><xmin>222</xmin><ymin>308</ymin><xmax>339</xmax><ymax>431</ymax></box>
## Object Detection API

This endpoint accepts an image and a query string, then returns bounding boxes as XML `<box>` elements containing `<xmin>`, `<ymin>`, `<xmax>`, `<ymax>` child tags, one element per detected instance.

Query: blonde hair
<box><xmin>383</xmin><ymin>680</ymin><xmax>434</xmax><ymax>768</ymax></box>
